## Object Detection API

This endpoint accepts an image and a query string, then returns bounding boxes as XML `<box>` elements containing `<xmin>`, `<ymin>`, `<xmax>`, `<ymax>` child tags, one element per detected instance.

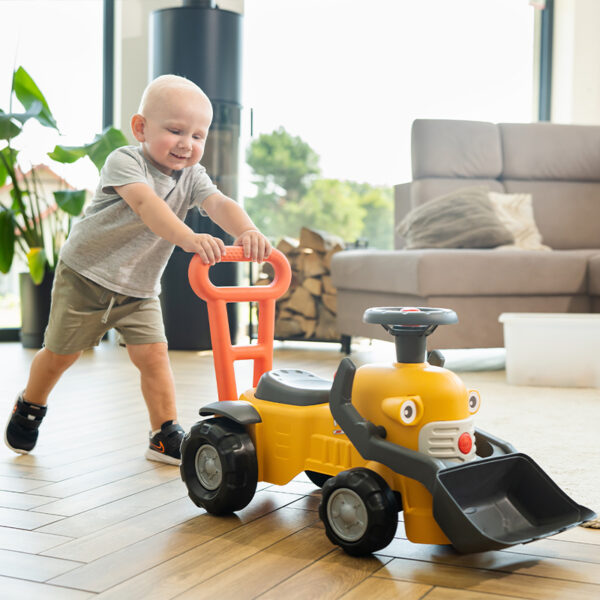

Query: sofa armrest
<box><xmin>394</xmin><ymin>181</ymin><xmax>412</xmax><ymax>249</ymax></box>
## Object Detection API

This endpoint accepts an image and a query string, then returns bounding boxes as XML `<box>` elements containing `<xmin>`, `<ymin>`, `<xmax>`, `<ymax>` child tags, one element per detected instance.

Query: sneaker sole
<box><xmin>145</xmin><ymin>448</ymin><xmax>181</xmax><ymax>466</ymax></box>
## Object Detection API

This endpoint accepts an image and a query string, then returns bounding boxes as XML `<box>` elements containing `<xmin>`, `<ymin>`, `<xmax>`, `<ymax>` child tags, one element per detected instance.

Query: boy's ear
<box><xmin>131</xmin><ymin>114</ymin><xmax>146</xmax><ymax>142</ymax></box>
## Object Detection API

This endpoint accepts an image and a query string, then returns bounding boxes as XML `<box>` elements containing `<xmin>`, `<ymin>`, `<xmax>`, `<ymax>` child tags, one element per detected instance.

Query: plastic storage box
<box><xmin>499</xmin><ymin>313</ymin><xmax>600</xmax><ymax>388</ymax></box>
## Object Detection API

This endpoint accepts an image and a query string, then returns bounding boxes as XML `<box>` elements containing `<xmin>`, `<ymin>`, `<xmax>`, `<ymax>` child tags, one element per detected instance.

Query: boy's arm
<box><xmin>114</xmin><ymin>182</ymin><xmax>225</xmax><ymax>264</ymax></box>
<box><xmin>202</xmin><ymin>192</ymin><xmax>272</xmax><ymax>261</ymax></box>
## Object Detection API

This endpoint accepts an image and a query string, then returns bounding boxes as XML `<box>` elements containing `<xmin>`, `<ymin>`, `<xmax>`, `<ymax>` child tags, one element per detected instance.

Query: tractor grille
<box><xmin>418</xmin><ymin>417</ymin><xmax>477</xmax><ymax>463</ymax></box>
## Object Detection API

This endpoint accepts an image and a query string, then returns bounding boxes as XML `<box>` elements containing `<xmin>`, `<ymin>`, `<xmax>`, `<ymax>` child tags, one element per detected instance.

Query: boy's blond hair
<box><xmin>138</xmin><ymin>74</ymin><xmax>210</xmax><ymax>116</ymax></box>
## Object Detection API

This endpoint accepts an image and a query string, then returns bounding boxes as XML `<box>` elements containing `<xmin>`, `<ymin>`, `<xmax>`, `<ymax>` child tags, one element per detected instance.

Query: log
<box><xmin>286</xmin><ymin>286</ymin><xmax>317</xmax><ymax>318</ymax></box>
<box><xmin>297</xmin><ymin>316</ymin><xmax>317</xmax><ymax>339</ymax></box>
<box><xmin>303</xmin><ymin>251</ymin><xmax>328</xmax><ymax>278</ymax></box>
<box><xmin>299</xmin><ymin>227</ymin><xmax>345</xmax><ymax>252</ymax></box>
<box><xmin>254</xmin><ymin>275</ymin><xmax>271</xmax><ymax>286</ymax></box>
<box><xmin>323</xmin><ymin>244</ymin><xmax>344</xmax><ymax>270</ymax></box>
<box><xmin>275</xmin><ymin>318</ymin><xmax>304</xmax><ymax>338</ymax></box>
<box><xmin>278</xmin><ymin>307</ymin><xmax>297</xmax><ymax>320</ymax></box>
<box><xmin>314</xmin><ymin>302</ymin><xmax>339</xmax><ymax>340</ymax></box>
<box><xmin>321</xmin><ymin>275</ymin><xmax>337</xmax><ymax>296</ymax></box>
<box><xmin>302</xmin><ymin>277</ymin><xmax>322</xmax><ymax>296</ymax></box>
<box><xmin>276</xmin><ymin>236</ymin><xmax>299</xmax><ymax>255</ymax></box>
<box><xmin>261</xmin><ymin>262</ymin><xmax>275</xmax><ymax>278</ymax></box>
<box><xmin>322</xmin><ymin>293</ymin><xmax>337</xmax><ymax>314</ymax></box>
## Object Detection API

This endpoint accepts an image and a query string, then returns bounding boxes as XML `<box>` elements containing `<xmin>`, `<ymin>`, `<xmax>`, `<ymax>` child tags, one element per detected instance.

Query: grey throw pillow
<box><xmin>397</xmin><ymin>187</ymin><xmax>515</xmax><ymax>249</ymax></box>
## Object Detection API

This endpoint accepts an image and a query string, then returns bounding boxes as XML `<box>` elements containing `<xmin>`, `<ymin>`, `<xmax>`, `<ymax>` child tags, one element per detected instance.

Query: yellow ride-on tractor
<box><xmin>180</xmin><ymin>247</ymin><xmax>595</xmax><ymax>555</ymax></box>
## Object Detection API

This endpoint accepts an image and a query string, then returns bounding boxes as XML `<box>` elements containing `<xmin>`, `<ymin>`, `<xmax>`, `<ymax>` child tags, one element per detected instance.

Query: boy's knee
<box><xmin>43</xmin><ymin>348</ymin><xmax>82</xmax><ymax>373</ymax></box>
<box><xmin>127</xmin><ymin>343</ymin><xmax>169</xmax><ymax>371</ymax></box>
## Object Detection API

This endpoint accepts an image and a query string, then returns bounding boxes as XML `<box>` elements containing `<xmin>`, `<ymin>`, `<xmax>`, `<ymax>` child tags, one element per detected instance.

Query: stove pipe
<box><xmin>152</xmin><ymin>4</ymin><xmax>243</xmax><ymax>350</ymax></box>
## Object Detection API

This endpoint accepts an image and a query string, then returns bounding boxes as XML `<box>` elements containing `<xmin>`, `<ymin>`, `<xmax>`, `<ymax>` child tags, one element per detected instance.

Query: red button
<box><xmin>458</xmin><ymin>432</ymin><xmax>472</xmax><ymax>454</ymax></box>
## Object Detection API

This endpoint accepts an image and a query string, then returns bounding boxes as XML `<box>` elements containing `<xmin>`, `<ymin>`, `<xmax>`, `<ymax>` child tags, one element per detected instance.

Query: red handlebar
<box><xmin>187</xmin><ymin>247</ymin><xmax>292</xmax><ymax>401</ymax></box>
<box><xmin>188</xmin><ymin>246</ymin><xmax>291</xmax><ymax>302</ymax></box>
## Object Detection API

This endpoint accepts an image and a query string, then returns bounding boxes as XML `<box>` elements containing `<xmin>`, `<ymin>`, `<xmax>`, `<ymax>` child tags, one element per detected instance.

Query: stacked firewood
<box><xmin>257</xmin><ymin>227</ymin><xmax>345</xmax><ymax>340</ymax></box>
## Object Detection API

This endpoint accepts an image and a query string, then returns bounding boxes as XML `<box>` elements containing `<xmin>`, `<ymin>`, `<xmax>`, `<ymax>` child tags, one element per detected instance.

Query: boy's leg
<box><xmin>126</xmin><ymin>342</ymin><xmax>177</xmax><ymax>430</ymax></box>
<box><xmin>5</xmin><ymin>348</ymin><xmax>81</xmax><ymax>454</ymax></box>
<box><xmin>126</xmin><ymin>342</ymin><xmax>184</xmax><ymax>465</ymax></box>
<box><xmin>24</xmin><ymin>348</ymin><xmax>82</xmax><ymax>406</ymax></box>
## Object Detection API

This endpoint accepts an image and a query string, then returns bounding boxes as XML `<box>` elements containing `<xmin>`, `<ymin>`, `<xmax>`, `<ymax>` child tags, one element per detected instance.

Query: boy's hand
<box><xmin>234</xmin><ymin>229</ymin><xmax>272</xmax><ymax>262</ymax></box>
<box><xmin>180</xmin><ymin>233</ymin><xmax>226</xmax><ymax>264</ymax></box>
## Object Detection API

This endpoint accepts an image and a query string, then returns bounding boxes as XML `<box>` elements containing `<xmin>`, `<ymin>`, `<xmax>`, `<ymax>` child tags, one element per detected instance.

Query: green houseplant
<box><xmin>0</xmin><ymin>67</ymin><xmax>128</xmax><ymax>345</ymax></box>
<box><xmin>0</xmin><ymin>67</ymin><xmax>128</xmax><ymax>282</ymax></box>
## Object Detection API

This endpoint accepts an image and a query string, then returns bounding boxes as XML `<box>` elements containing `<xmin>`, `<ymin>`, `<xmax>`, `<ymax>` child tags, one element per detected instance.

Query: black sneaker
<box><xmin>145</xmin><ymin>420</ymin><xmax>185</xmax><ymax>465</ymax></box>
<box><xmin>5</xmin><ymin>393</ymin><xmax>47</xmax><ymax>454</ymax></box>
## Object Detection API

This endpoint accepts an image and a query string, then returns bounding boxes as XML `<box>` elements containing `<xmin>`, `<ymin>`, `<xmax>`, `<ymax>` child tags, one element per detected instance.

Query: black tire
<box><xmin>180</xmin><ymin>417</ymin><xmax>258</xmax><ymax>515</ymax></box>
<box><xmin>319</xmin><ymin>468</ymin><xmax>398</xmax><ymax>556</ymax></box>
<box><xmin>305</xmin><ymin>470</ymin><xmax>331</xmax><ymax>488</ymax></box>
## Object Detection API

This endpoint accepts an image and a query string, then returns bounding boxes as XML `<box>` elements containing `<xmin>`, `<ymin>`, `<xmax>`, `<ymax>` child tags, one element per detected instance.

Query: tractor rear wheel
<box><xmin>180</xmin><ymin>417</ymin><xmax>257</xmax><ymax>515</ymax></box>
<box><xmin>319</xmin><ymin>468</ymin><xmax>398</xmax><ymax>556</ymax></box>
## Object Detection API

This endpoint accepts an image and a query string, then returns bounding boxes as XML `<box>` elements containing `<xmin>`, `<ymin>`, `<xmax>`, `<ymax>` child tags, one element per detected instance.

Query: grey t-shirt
<box><xmin>60</xmin><ymin>146</ymin><xmax>218</xmax><ymax>298</ymax></box>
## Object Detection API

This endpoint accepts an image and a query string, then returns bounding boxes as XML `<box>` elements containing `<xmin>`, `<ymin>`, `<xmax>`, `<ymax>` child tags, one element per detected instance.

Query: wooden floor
<box><xmin>0</xmin><ymin>339</ymin><xmax>598</xmax><ymax>600</ymax></box>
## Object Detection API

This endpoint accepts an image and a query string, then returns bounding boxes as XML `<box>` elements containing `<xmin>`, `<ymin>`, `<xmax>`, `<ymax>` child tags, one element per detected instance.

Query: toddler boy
<box><xmin>5</xmin><ymin>74</ymin><xmax>271</xmax><ymax>464</ymax></box>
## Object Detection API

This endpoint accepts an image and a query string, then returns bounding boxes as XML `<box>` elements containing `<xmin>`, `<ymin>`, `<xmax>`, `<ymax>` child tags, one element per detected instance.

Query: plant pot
<box><xmin>19</xmin><ymin>270</ymin><xmax>54</xmax><ymax>349</ymax></box>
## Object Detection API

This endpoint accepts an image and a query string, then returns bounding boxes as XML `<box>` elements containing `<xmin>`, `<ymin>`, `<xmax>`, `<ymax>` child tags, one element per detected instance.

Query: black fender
<box><xmin>199</xmin><ymin>400</ymin><xmax>262</xmax><ymax>425</ymax></box>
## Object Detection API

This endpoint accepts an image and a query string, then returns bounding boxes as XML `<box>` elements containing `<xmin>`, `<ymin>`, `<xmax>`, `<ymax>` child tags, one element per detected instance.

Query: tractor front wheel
<box><xmin>319</xmin><ymin>468</ymin><xmax>398</xmax><ymax>556</ymax></box>
<box><xmin>180</xmin><ymin>417</ymin><xmax>257</xmax><ymax>515</ymax></box>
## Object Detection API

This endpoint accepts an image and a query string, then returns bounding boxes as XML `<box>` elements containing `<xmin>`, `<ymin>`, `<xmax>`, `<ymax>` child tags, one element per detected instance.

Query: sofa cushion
<box><xmin>397</xmin><ymin>187</ymin><xmax>514</xmax><ymax>249</ymax></box>
<box><xmin>411</xmin><ymin>119</ymin><xmax>503</xmax><ymax>179</ymax></box>
<box><xmin>487</xmin><ymin>192</ymin><xmax>550</xmax><ymax>251</ymax></box>
<box><xmin>331</xmin><ymin>249</ymin><xmax>594</xmax><ymax>297</ymax></box>
<box><xmin>587</xmin><ymin>254</ymin><xmax>600</xmax><ymax>295</ymax></box>
<box><xmin>408</xmin><ymin>178</ymin><xmax>505</xmax><ymax>209</ymax></box>
<box><xmin>503</xmin><ymin>180</ymin><xmax>600</xmax><ymax>249</ymax></box>
<box><xmin>500</xmin><ymin>122</ymin><xmax>600</xmax><ymax>181</ymax></box>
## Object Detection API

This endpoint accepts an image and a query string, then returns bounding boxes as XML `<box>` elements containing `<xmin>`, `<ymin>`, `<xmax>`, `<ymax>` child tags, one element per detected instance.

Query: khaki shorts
<box><xmin>44</xmin><ymin>261</ymin><xmax>167</xmax><ymax>354</ymax></box>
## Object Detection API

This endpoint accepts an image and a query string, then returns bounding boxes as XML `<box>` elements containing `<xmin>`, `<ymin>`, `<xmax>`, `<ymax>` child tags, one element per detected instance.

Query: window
<box><xmin>0</xmin><ymin>0</ymin><xmax>103</xmax><ymax>330</ymax></box>
<box><xmin>242</xmin><ymin>0</ymin><xmax>535</xmax><ymax>248</ymax></box>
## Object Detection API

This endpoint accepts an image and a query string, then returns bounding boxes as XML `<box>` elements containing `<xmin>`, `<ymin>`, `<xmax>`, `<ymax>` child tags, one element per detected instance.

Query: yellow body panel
<box><xmin>352</xmin><ymin>362</ymin><xmax>470</xmax><ymax>451</ymax></box>
<box><xmin>240</xmin><ymin>390</ymin><xmax>362</xmax><ymax>486</ymax></box>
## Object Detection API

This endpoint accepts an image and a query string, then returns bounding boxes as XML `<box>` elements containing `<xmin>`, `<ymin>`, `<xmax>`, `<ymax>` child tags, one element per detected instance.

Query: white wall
<box><xmin>115</xmin><ymin>0</ymin><xmax>244</xmax><ymax>141</ymax></box>
<box><xmin>552</xmin><ymin>0</ymin><xmax>600</xmax><ymax>124</ymax></box>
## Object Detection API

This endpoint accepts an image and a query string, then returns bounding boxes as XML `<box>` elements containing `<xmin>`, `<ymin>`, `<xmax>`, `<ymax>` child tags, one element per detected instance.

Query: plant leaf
<box><xmin>0</xmin><ymin>109</ymin><xmax>22</xmax><ymax>140</ymax></box>
<box><xmin>47</xmin><ymin>144</ymin><xmax>87</xmax><ymax>164</ymax></box>
<box><xmin>54</xmin><ymin>189</ymin><xmax>87</xmax><ymax>216</ymax></box>
<box><xmin>85</xmin><ymin>127</ymin><xmax>129</xmax><ymax>172</ymax></box>
<box><xmin>0</xmin><ymin>209</ymin><xmax>15</xmax><ymax>273</ymax></box>
<box><xmin>12</xmin><ymin>67</ymin><xmax>57</xmax><ymax>130</ymax></box>
<box><xmin>26</xmin><ymin>247</ymin><xmax>47</xmax><ymax>284</ymax></box>
<box><xmin>0</xmin><ymin>147</ymin><xmax>9</xmax><ymax>187</ymax></box>
<box><xmin>48</xmin><ymin>126</ymin><xmax>128</xmax><ymax>171</ymax></box>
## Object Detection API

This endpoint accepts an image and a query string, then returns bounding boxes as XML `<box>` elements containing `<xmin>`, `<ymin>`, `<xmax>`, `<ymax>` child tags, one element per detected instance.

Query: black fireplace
<box><xmin>152</xmin><ymin>0</ymin><xmax>242</xmax><ymax>350</ymax></box>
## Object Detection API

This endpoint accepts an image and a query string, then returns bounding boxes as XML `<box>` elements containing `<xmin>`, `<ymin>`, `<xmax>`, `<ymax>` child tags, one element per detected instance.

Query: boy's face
<box><xmin>133</xmin><ymin>87</ymin><xmax>213</xmax><ymax>175</ymax></box>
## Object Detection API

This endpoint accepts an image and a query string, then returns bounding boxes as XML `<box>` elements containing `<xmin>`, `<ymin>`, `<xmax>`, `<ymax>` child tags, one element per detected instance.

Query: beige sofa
<box><xmin>331</xmin><ymin>119</ymin><xmax>600</xmax><ymax>348</ymax></box>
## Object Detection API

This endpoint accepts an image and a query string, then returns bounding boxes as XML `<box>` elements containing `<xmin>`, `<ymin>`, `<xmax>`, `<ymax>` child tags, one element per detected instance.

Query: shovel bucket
<box><xmin>432</xmin><ymin>453</ymin><xmax>596</xmax><ymax>554</ymax></box>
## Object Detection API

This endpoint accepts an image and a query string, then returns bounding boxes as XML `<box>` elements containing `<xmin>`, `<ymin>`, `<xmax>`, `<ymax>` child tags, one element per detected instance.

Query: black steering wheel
<box><xmin>364</xmin><ymin>306</ymin><xmax>457</xmax><ymax>330</ymax></box>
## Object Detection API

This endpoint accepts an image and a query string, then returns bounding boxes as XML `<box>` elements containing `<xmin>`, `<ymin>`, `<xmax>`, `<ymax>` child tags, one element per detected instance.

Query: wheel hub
<box><xmin>327</xmin><ymin>488</ymin><xmax>368</xmax><ymax>542</ymax></box>
<box><xmin>195</xmin><ymin>444</ymin><xmax>222</xmax><ymax>491</ymax></box>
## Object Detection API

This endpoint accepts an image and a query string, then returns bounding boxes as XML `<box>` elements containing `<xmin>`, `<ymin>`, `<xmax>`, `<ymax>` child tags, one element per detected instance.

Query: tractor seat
<box><xmin>255</xmin><ymin>369</ymin><xmax>332</xmax><ymax>406</ymax></box>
